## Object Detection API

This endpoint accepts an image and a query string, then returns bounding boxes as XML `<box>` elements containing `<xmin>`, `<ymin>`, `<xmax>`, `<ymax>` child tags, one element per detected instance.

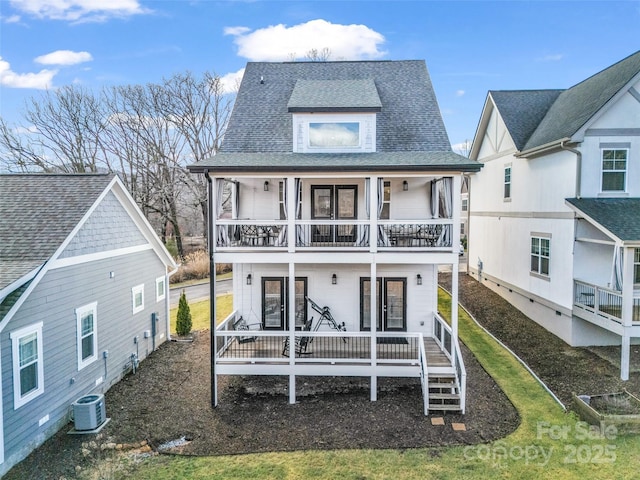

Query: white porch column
<box><xmin>620</xmin><ymin>246</ymin><xmax>635</xmax><ymax>381</ymax></box>
<box><xmin>370</xmin><ymin>175</ymin><xmax>378</xmax><ymax>253</ymax></box>
<box><xmin>451</xmin><ymin>175</ymin><xmax>461</xmax><ymax>362</ymax></box>
<box><xmin>288</xmin><ymin>261</ymin><xmax>296</xmax><ymax>403</ymax></box>
<box><xmin>370</xmin><ymin>261</ymin><xmax>377</xmax><ymax>401</ymax></box>
<box><xmin>287</xmin><ymin>177</ymin><xmax>296</xmax><ymax>253</ymax></box>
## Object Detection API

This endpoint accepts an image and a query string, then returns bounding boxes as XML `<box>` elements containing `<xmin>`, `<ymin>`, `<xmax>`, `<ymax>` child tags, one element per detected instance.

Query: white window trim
<box><xmin>504</xmin><ymin>164</ymin><xmax>512</xmax><ymax>201</ymax></box>
<box><xmin>132</xmin><ymin>284</ymin><xmax>145</xmax><ymax>314</ymax></box>
<box><xmin>600</xmin><ymin>147</ymin><xmax>628</xmax><ymax>193</ymax></box>
<box><xmin>530</xmin><ymin>234</ymin><xmax>551</xmax><ymax>278</ymax></box>
<box><xmin>156</xmin><ymin>276</ymin><xmax>166</xmax><ymax>302</ymax></box>
<box><xmin>292</xmin><ymin>113</ymin><xmax>376</xmax><ymax>153</ymax></box>
<box><xmin>10</xmin><ymin>322</ymin><xmax>44</xmax><ymax>409</ymax></box>
<box><xmin>76</xmin><ymin>302</ymin><xmax>98</xmax><ymax>370</ymax></box>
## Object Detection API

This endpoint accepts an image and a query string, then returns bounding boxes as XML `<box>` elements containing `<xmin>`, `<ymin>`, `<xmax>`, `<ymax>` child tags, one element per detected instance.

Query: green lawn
<box><xmin>169</xmin><ymin>294</ymin><xmax>233</xmax><ymax>334</ymax></box>
<box><xmin>119</xmin><ymin>289</ymin><xmax>639</xmax><ymax>479</ymax></box>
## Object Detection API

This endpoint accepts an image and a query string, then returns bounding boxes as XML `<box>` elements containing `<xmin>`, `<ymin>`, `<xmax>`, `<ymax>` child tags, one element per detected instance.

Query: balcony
<box><xmin>214</xmin><ymin>220</ymin><xmax>453</xmax><ymax>251</ymax></box>
<box><xmin>573</xmin><ymin>280</ymin><xmax>640</xmax><ymax>329</ymax></box>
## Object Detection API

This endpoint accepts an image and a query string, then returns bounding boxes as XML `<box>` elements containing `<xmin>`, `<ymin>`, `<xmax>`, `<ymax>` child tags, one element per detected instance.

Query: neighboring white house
<box><xmin>0</xmin><ymin>174</ymin><xmax>177</xmax><ymax>476</ymax></box>
<box><xmin>468</xmin><ymin>50</ymin><xmax>640</xmax><ymax>380</ymax></box>
<box><xmin>189</xmin><ymin>60</ymin><xmax>481</xmax><ymax>414</ymax></box>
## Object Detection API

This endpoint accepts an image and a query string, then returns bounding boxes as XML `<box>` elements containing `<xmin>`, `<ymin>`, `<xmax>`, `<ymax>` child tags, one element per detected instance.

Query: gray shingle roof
<box><xmin>188</xmin><ymin>151</ymin><xmax>481</xmax><ymax>173</ymax></box>
<box><xmin>490</xmin><ymin>90</ymin><xmax>563</xmax><ymax>150</ymax></box>
<box><xmin>215</xmin><ymin>60</ymin><xmax>453</xmax><ymax>155</ymax></box>
<box><xmin>523</xmin><ymin>51</ymin><xmax>640</xmax><ymax>151</ymax></box>
<box><xmin>566</xmin><ymin>198</ymin><xmax>640</xmax><ymax>242</ymax></box>
<box><xmin>287</xmin><ymin>79</ymin><xmax>382</xmax><ymax>112</ymax></box>
<box><xmin>0</xmin><ymin>173</ymin><xmax>115</xmax><ymax>290</ymax></box>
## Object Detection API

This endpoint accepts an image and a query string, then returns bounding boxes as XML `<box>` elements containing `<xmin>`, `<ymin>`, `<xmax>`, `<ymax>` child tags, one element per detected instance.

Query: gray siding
<box><xmin>1</xmin><ymin>248</ymin><xmax>167</xmax><ymax>474</ymax></box>
<box><xmin>59</xmin><ymin>191</ymin><xmax>148</xmax><ymax>259</ymax></box>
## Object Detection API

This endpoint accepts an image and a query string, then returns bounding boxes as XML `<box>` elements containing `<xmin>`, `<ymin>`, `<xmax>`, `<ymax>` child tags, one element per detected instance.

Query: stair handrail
<box><xmin>418</xmin><ymin>333</ymin><xmax>429</xmax><ymax>416</ymax></box>
<box><xmin>451</xmin><ymin>334</ymin><xmax>466</xmax><ymax>414</ymax></box>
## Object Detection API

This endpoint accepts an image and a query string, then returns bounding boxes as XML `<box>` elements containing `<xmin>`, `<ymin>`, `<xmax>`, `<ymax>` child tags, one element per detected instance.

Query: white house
<box><xmin>188</xmin><ymin>60</ymin><xmax>482</xmax><ymax>414</ymax></box>
<box><xmin>0</xmin><ymin>174</ymin><xmax>176</xmax><ymax>475</ymax></box>
<box><xmin>468</xmin><ymin>51</ymin><xmax>640</xmax><ymax>380</ymax></box>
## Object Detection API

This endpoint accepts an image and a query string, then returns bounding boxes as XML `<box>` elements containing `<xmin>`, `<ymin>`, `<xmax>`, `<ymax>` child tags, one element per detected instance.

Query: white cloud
<box><xmin>9</xmin><ymin>0</ymin><xmax>150</xmax><ymax>23</ymax></box>
<box><xmin>0</xmin><ymin>56</ymin><xmax>57</xmax><ymax>89</ymax></box>
<box><xmin>456</xmin><ymin>90</ymin><xmax>465</xmax><ymax>97</ymax></box>
<box><xmin>537</xmin><ymin>54</ymin><xmax>564</xmax><ymax>62</ymax></box>
<box><xmin>225</xmin><ymin>19</ymin><xmax>386</xmax><ymax>62</ymax></box>
<box><xmin>35</xmin><ymin>50</ymin><xmax>93</xmax><ymax>65</ymax></box>
<box><xmin>220</xmin><ymin>68</ymin><xmax>244</xmax><ymax>94</ymax></box>
<box><xmin>3</xmin><ymin>14</ymin><xmax>22</xmax><ymax>23</ymax></box>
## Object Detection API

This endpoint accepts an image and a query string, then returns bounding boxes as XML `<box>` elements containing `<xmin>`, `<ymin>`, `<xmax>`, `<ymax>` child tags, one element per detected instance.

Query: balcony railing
<box><xmin>214</xmin><ymin>220</ymin><xmax>453</xmax><ymax>250</ymax></box>
<box><xmin>574</xmin><ymin>280</ymin><xmax>640</xmax><ymax>324</ymax></box>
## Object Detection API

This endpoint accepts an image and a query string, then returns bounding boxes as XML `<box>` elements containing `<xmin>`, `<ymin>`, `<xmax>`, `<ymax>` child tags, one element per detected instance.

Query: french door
<box><xmin>262</xmin><ymin>277</ymin><xmax>308</xmax><ymax>330</ymax></box>
<box><xmin>311</xmin><ymin>185</ymin><xmax>357</xmax><ymax>243</ymax></box>
<box><xmin>360</xmin><ymin>277</ymin><xmax>407</xmax><ymax>331</ymax></box>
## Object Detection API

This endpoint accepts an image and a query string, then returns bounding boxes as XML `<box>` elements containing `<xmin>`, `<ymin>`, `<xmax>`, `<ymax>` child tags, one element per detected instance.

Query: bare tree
<box><xmin>0</xmin><ymin>71</ymin><xmax>234</xmax><ymax>257</ymax></box>
<box><xmin>304</xmin><ymin>48</ymin><xmax>331</xmax><ymax>62</ymax></box>
<box><xmin>454</xmin><ymin>139</ymin><xmax>473</xmax><ymax>158</ymax></box>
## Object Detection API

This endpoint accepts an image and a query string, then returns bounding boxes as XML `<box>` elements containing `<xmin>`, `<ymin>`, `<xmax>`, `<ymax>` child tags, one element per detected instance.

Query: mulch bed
<box><xmin>11</xmin><ymin>272</ymin><xmax>639</xmax><ymax>479</ymax></box>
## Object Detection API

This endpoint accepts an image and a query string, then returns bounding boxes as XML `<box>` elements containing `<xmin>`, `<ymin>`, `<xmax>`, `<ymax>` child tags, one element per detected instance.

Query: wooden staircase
<box><xmin>427</xmin><ymin>372</ymin><xmax>461</xmax><ymax>412</ymax></box>
<box><xmin>423</xmin><ymin>338</ymin><xmax>462</xmax><ymax>412</ymax></box>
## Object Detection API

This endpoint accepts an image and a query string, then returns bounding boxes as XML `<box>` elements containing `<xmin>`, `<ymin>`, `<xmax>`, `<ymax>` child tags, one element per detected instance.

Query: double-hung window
<box><xmin>531</xmin><ymin>236</ymin><xmax>550</xmax><ymax>277</ymax></box>
<box><xmin>634</xmin><ymin>248</ymin><xmax>640</xmax><ymax>286</ymax></box>
<box><xmin>601</xmin><ymin>149</ymin><xmax>627</xmax><ymax>192</ymax></box>
<box><xmin>76</xmin><ymin>302</ymin><xmax>98</xmax><ymax>370</ymax></box>
<box><xmin>156</xmin><ymin>276</ymin><xmax>166</xmax><ymax>302</ymax></box>
<box><xmin>504</xmin><ymin>165</ymin><xmax>512</xmax><ymax>200</ymax></box>
<box><xmin>11</xmin><ymin>322</ymin><xmax>44</xmax><ymax>408</ymax></box>
<box><xmin>132</xmin><ymin>284</ymin><xmax>144</xmax><ymax>314</ymax></box>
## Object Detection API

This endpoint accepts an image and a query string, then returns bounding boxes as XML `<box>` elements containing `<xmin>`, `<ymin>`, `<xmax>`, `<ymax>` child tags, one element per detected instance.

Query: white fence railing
<box><xmin>574</xmin><ymin>280</ymin><xmax>640</xmax><ymax>324</ymax></box>
<box><xmin>433</xmin><ymin>313</ymin><xmax>466</xmax><ymax>414</ymax></box>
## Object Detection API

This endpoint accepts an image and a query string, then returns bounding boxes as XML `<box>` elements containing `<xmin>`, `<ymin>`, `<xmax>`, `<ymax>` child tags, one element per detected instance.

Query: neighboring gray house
<box><xmin>469</xmin><ymin>51</ymin><xmax>640</xmax><ymax>379</ymax></box>
<box><xmin>189</xmin><ymin>60</ymin><xmax>481</xmax><ymax>414</ymax></box>
<box><xmin>0</xmin><ymin>173</ymin><xmax>176</xmax><ymax>475</ymax></box>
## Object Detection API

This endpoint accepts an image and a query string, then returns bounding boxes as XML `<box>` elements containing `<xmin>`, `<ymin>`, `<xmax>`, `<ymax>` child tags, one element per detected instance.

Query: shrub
<box><xmin>176</xmin><ymin>291</ymin><xmax>193</xmax><ymax>337</ymax></box>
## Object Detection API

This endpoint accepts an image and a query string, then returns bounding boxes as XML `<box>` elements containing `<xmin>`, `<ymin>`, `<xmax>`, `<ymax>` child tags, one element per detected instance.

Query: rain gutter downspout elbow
<box><xmin>560</xmin><ymin>140</ymin><xmax>582</xmax><ymax>199</ymax></box>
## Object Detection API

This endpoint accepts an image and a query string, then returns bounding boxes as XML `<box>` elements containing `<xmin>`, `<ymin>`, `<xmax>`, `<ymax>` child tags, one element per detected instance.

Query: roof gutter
<box><xmin>560</xmin><ymin>140</ymin><xmax>582</xmax><ymax>199</ymax></box>
<box><xmin>515</xmin><ymin>137</ymin><xmax>571</xmax><ymax>159</ymax></box>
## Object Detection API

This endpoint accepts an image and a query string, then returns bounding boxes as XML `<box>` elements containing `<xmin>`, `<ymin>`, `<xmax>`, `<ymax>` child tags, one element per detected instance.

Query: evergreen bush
<box><xmin>176</xmin><ymin>290</ymin><xmax>193</xmax><ymax>336</ymax></box>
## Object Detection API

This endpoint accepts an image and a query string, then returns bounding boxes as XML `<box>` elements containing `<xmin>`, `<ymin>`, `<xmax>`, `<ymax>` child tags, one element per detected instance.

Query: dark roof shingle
<box><xmin>566</xmin><ymin>197</ymin><xmax>640</xmax><ymax>242</ymax></box>
<box><xmin>0</xmin><ymin>174</ymin><xmax>114</xmax><ymax>289</ymax></box>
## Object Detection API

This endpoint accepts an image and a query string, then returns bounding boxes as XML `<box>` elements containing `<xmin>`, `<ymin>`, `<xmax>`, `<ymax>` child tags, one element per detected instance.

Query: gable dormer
<box><xmin>288</xmin><ymin>79</ymin><xmax>381</xmax><ymax>153</ymax></box>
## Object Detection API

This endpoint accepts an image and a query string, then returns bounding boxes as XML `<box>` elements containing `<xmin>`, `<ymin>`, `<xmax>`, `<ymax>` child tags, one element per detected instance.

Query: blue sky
<box><xmin>1</xmin><ymin>1</ymin><xmax>639</xmax><ymax>148</ymax></box>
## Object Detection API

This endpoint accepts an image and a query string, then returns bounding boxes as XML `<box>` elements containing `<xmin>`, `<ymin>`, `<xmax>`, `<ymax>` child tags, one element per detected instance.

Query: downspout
<box><xmin>204</xmin><ymin>170</ymin><xmax>216</xmax><ymax>408</ymax></box>
<box><xmin>560</xmin><ymin>140</ymin><xmax>582</xmax><ymax>199</ymax></box>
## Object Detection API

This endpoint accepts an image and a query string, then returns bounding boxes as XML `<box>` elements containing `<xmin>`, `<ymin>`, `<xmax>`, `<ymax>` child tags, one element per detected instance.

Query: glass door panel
<box><xmin>311</xmin><ymin>186</ymin><xmax>333</xmax><ymax>243</ymax></box>
<box><xmin>262</xmin><ymin>278</ymin><xmax>284</xmax><ymax>329</ymax></box>
<box><xmin>360</xmin><ymin>278</ymin><xmax>381</xmax><ymax>331</ymax></box>
<box><xmin>336</xmin><ymin>185</ymin><xmax>357</xmax><ymax>243</ymax></box>
<box><xmin>384</xmin><ymin>278</ymin><xmax>406</xmax><ymax>331</ymax></box>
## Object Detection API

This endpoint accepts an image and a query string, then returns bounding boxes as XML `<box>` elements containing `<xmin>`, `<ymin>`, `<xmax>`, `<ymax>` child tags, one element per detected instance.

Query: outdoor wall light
<box><xmin>332</xmin><ymin>273</ymin><xmax>337</xmax><ymax>285</ymax></box>
<box><xmin>264</xmin><ymin>180</ymin><xmax>269</xmax><ymax>191</ymax></box>
<box><xmin>246</xmin><ymin>274</ymin><xmax>252</xmax><ymax>285</ymax></box>
<box><xmin>416</xmin><ymin>274</ymin><xmax>422</xmax><ymax>285</ymax></box>
<box><xmin>403</xmin><ymin>180</ymin><xmax>409</xmax><ymax>191</ymax></box>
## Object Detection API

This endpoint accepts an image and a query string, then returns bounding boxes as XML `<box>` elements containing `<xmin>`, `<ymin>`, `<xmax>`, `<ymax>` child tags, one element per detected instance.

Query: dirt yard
<box><xmin>7</xmin><ymin>273</ymin><xmax>640</xmax><ymax>479</ymax></box>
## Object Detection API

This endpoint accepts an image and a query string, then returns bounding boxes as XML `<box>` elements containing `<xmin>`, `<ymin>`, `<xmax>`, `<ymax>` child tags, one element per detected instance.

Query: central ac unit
<box><xmin>72</xmin><ymin>394</ymin><xmax>106</xmax><ymax>431</ymax></box>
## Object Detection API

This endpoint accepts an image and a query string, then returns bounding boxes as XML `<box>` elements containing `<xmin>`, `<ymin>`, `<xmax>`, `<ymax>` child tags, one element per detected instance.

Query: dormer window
<box><xmin>309</xmin><ymin>122</ymin><xmax>360</xmax><ymax>148</ymax></box>
<box><xmin>288</xmin><ymin>79</ymin><xmax>380</xmax><ymax>154</ymax></box>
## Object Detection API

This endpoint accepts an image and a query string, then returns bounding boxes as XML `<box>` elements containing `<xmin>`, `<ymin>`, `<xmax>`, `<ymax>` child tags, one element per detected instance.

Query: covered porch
<box><xmin>567</xmin><ymin>197</ymin><xmax>640</xmax><ymax>380</ymax></box>
<box><xmin>213</xmin><ymin>310</ymin><xmax>466</xmax><ymax>414</ymax></box>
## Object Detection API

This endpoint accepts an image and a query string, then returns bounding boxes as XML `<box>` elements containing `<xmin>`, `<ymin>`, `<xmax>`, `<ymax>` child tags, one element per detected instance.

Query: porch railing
<box><xmin>574</xmin><ymin>280</ymin><xmax>640</xmax><ymax>324</ymax></box>
<box><xmin>418</xmin><ymin>338</ymin><xmax>429</xmax><ymax>415</ymax></box>
<box><xmin>433</xmin><ymin>313</ymin><xmax>466</xmax><ymax>414</ymax></box>
<box><xmin>215</xmin><ymin>327</ymin><xmax>424</xmax><ymax>365</ymax></box>
<box><xmin>213</xmin><ymin>220</ymin><xmax>454</xmax><ymax>250</ymax></box>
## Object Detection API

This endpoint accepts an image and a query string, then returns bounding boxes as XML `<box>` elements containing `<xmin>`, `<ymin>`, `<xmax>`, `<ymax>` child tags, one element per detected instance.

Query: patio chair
<box><xmin>232</xmin><ymin>316</ymin><xmax>262</xmax><ymax>343</ymax></box>
<box><xmin>282</xmin><ymin>317</ymin><xmax>314</xmax><ymax>356</ymax></box>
